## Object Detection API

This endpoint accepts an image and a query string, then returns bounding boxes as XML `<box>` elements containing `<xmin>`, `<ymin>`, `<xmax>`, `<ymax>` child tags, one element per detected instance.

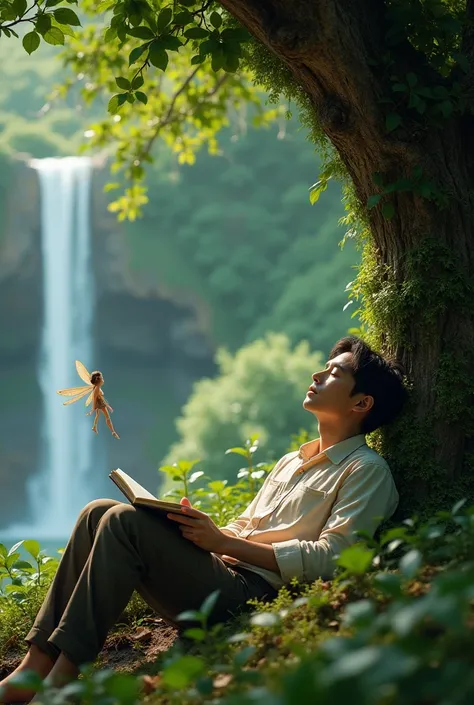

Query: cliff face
<box><xmin>0</xmin><ymin>159</ymin><xmax>215</xmax><ymax>532</ymax></box>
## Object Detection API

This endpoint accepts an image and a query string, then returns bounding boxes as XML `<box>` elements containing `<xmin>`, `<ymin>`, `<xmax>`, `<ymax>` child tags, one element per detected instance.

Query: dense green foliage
<box><xmin>163</xmin><ymin>334</ymin><xmax>323</xmax><ymax>480</ymax></box>
<box><xmin>2</xmin><ymin>441</ymin><xmax>474</xmax><ymax>704</ymax></box>
<box><xmin>124</xmin><ymin>122</ymin><xmax>358</xmax><ymax>356</ymax></box>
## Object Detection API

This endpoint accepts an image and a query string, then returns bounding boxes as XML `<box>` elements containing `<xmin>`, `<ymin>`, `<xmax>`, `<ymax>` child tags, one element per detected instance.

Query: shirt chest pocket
<box><xmin>254</xmin><ymin>477</ymin><xmax>328</xmax><ymax>520</ymax></box>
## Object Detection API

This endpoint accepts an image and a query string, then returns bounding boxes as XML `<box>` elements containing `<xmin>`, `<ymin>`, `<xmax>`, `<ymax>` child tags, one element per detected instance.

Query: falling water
<box><xmin>5</xmin><ymin>157</ymin><xmax>98</xmax><ymax>540</ymax></box>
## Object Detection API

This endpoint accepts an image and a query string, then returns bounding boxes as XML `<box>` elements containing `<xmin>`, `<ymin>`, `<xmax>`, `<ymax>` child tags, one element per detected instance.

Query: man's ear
<box><xmin>353</xmin><ymin>395</ymin><xmax>374</xmax><ymax>413</ymax></box>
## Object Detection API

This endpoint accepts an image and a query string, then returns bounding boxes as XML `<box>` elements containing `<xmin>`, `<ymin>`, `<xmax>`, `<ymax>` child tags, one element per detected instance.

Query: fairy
<box><xmin>57</xmin><ymin>360</ymin><xmax>120</xmax><ymax>439</ymax></box>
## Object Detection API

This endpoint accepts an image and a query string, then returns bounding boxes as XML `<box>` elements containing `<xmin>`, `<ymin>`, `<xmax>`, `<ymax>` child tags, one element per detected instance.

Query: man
<box><xmin>0</xmin><ymin>335</ymin><xmax>407</xmax><ymax>702</ymax></box>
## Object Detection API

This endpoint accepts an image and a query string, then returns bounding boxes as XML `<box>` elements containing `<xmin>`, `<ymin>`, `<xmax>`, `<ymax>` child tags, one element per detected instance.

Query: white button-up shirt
<box><xmin>220</xmin><ymin>434</ymin><xmax>399</xmax><ymax>590</ymax></box>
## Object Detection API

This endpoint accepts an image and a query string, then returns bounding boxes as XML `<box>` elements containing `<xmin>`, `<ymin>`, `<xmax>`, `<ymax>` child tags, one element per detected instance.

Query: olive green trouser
<box><xmin>25</xmin><ymin>499</ymin><xmax>277</xmax><ymax>667</ymax></box>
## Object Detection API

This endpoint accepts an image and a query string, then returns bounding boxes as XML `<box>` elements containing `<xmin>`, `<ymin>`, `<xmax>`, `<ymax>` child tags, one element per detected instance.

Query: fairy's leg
<box><xmin>92</xmin><ymin>410</ymin><xmax>100</xmax><ymax>434</ymax></box>
<box><xmin>102</xmin><ymin>408</ymin><xmax>119</xmax><ymax>439</ymax></box>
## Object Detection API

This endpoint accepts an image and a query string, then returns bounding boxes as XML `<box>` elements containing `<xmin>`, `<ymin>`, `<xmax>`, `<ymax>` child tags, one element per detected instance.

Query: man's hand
<box><xmin>167</xmin><ymin>498</ymin><xmax>228</xmax><ymax>553</ymax></box>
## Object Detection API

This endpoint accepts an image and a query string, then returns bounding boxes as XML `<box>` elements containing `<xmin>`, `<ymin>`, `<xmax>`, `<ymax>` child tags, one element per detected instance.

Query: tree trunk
<box><xmin>218</xmin><ymin>0</ymin><xmax>474</xmax><ymax>515</ymax></box>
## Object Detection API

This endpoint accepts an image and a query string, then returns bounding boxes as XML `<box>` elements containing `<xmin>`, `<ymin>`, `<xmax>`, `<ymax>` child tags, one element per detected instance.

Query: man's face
<box><xmin>303</xmin><ymin>352</ymin><xmax>368</xmax><ymax>420</ymax></box>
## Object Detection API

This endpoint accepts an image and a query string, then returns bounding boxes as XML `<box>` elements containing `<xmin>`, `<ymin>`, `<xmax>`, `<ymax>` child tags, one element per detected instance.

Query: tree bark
<box><xmin>218</xmin><ymin>0</ymin><xmax>474</xmax><ymax>512</ymax></box>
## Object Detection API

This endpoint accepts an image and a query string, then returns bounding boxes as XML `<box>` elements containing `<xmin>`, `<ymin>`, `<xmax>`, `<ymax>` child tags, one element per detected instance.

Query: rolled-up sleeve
<box><xmin>272</xmin><ymin>463</ymin><xmax>399</xmax><ymax>583</ymax></box>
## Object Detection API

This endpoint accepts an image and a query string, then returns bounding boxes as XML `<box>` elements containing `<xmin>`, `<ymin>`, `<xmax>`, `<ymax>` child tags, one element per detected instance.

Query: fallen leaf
<box><xmin>131</xmin><ymin>627</ymin><xmax>153</xmax><ymax>642</ymax></box>
<box><xmin>141</xmin><ymin>674</ymin><xmax>161</xmax><ymax>694</ymax></box>
<box><xmin>213</xmin><ymin>673</ymin><xmax>233</xmax><ymax>688</ymax></box>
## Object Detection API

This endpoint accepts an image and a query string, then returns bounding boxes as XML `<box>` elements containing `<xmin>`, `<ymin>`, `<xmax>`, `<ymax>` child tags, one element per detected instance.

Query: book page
<box><xmin>112</xmin><ymin>469</ymin><xmax>158</xmax><ymax>502</ymax></box>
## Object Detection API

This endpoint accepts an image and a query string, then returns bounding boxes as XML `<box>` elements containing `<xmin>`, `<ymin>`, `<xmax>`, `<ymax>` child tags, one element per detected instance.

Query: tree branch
<box><xmin>1</xmin><ymin>0</ymin><xmax>38</xmax><ymax>29</ymax></box>
<box><xmin>141</xmin><ymin>69</ymin><xmax>228</xmax><ymax>158</ymax></box>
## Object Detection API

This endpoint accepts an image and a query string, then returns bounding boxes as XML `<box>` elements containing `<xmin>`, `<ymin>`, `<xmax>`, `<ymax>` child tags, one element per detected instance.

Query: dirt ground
<box><xmin>0</xmin><ymin>618</ymin><xmax>178</xmax><ymax>682</ymax></box>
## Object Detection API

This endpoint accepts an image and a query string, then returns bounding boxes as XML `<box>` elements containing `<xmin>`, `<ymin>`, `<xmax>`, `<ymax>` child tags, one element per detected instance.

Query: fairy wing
<box><xmin>75</xmin><ymin>360</ymin><xmax>92</xmax><ymax>385</ymax></box>
<box><xmin>62</xmin><ymin>388</ymin><xmax>92</xmax><ymax>406</ymax></box>
<box><xmin>85</xmin><ymin>390</ymin><xmax>94</xmax><ymax>407</ymax></box>
<box><xmin>57</xmin><ymin>385</ymin><xmax>91</xmax><ymax>397</ymax></box>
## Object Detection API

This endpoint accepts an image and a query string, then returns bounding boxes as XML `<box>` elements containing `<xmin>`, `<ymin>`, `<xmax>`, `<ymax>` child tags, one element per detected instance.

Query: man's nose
<box><xmin>312</xmin><ymin>372</ymin><xmax>321</xmax><ymax>383</ymax></box>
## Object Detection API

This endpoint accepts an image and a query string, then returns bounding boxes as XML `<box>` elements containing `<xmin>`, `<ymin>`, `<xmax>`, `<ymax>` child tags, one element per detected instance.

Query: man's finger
<box><xmin>180</xmin><ymin>506</ymin><xmax>207</xmax><ymax>519</ymax></box>
<box><xmin>167</xmin><ymin>514</ymin><xmax>198</xmax><ymax>526</ymax></box>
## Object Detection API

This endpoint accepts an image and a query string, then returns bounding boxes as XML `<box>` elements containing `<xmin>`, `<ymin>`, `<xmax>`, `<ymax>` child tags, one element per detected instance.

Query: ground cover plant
<box><xmin>1</xmin><ymin>436</ymin><xmax>473</xmax><ymax>704</ymax></box>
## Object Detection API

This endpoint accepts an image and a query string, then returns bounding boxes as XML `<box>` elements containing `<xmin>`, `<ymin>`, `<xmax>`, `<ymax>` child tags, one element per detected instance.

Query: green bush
<box><xmin>163</xmin><ymin>332</ymin><xmax>324</xmax><ymax>480</ymax></box>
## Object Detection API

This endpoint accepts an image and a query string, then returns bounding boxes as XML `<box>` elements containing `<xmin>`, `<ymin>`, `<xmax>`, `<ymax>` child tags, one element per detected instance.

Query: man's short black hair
<box><xmin>329</xmin><ymin>335</ymin><xmax>408</xmax><ymax>434</ymax></box>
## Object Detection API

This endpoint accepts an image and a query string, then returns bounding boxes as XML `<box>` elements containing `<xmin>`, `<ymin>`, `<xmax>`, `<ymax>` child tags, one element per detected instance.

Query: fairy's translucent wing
<box><xmin>62</xmin><ymin>388</ymin><xmax>92</xmax><ymax>406</ymax></box>
<box><xmin>85</xmin><ymin>390</ymin><xmax>94</xmax><ymax>407</ymax></box>
<box><xmin>75</xmin><ymin>360</ymin><xmax>92</xmax><ymax>385</ymax></box>
<box><xmin>57</xmin><ymin>385</ymin><xmax>91</xmax><ymax>397</ymax></box>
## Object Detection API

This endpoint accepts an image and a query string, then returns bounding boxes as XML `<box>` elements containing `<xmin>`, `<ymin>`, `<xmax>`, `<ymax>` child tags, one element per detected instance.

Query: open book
<box><xmin>109</xmin><ymin>468</ymin><xmax>184</xmax><ymax>515</ymax></box>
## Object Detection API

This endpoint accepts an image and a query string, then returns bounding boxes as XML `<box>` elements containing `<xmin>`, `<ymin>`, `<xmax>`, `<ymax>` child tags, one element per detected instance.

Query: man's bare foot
<box><xmin>92</xmin><ymin>426</ymin><xmax>98</xmax><ymax>434</ymax></box>
<box><xmin>41</xmin><ymin>654</ymin><xmax>79</xmax><ymax>691</ymax></box>
<box><xmin>112</xmin><ymin>432</ymin><xmax>120</xmax><ymax>439</ymax></box>
<box><xmin>0</xmin><ymin>645</ymin><xmax>54</xmax><ymax>703</ymax></box>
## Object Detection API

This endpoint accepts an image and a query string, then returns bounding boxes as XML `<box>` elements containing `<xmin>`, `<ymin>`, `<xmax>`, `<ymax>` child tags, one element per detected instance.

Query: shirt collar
<box><xmin>298</xmin><ymin>433</ymin><xmax>367</xmax><ymax>465</ymax></box>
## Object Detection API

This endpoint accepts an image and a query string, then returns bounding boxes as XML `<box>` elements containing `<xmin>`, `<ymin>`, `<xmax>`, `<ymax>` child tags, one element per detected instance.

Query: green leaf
<box><xmin>336</xmin><ymin>543</ymin><xmax>375</xmax><ymax>575</ymax></box>
<box><xmin>128</xmin><ymin>43</ymin><xmax>148</xmax><ymax>66</ymax></box>
<box><xmin>53</xmin><ymin>7</ymin><xmax>81</xmax><ymax>25</ymax></box>
<box><xmin>131</xmin><ymin>74</ymin><xmax>144</xmax><ymax>89</ymax></box>
<box><xmin>157</xmin><ymin>6</ymin><xmax>173</xmax><ymax>33</ymax></box>
<box><xmin>162</xmin><ymin>656</ymin><xmax>205</xmax><ymax>688</ymax></box>
<box><xmin>309</xmin><ymin>181</ymin><xmax>325</xmax><ymax>205</ymax></box>
<box><xmin>115</xmin><ymin>76</ymin><xmax>131</xmax><ymax>90</ymax></box>
<box><xmin>12</xmin><ymin>0</ymin><xmax>27</xmax><ymax>16</ymax></box>
<box><xmin>184</xmin><ymin>27</ymin><xmax>209</xmax><ymax>39</ymax></box>
<box><xmin>104</xmin><ymin>26</ymin><xmax>117</xmax><ymax>42</ymax></box>
<box><xmin>367</xmin><ymin>194</ymin><xmax>381</xmax><ymax>209</ymax></box>
<box><xmin>174</xmin><ymin>10</ymin><xmax>193</xmax><ymax>25</ymax></box>
<box><xmin>182</xmin><ymin>627</ymin><xmax>206</xmax><ymax>641</ymax></box>
<box><xmin>451</xmin><ymin>498</ymin><xmax>467</xmax><ymax>515</ymax></box>
<box><xmin>23</xmin><ymin>540</ymin><xmax>41</xmax><ymax>560</ymax></box>
<box><xmin>149</xmin><ymin>43</ymin><xmax>168</xmax><ymax>70</ymax></box>
<box><xmin>374</xmin><ymin>572</ymin><xmax>403</xmax><ymax>597</ymax></box>
<box><xmin>35</xmin><ymin>14</ymin><xmax>52</xmax><ymax>35</ymax></box>
<box><xmin>8</xmin><ymin>541</ymin><xmax>24</xmax><ymax>556</ymax></box>
<box><xmin>225</xmin><ymin>447</ymin><xmax>249</xmax><ymax>458</ymax></box>
<box><xmin>211</xmin><ymin>47</ymin><xmax>225</xmax><ymax>72</ymax></box>
<box><xmin>382</xmin><ymin>201</ymin><xmax>395</xmax><ymax>219</ymax></box>
<box><xmin>210</xmin><ymin>11</ymin><xmax>222</xmax><ymax>29</ymax></box>
<box><xmin>6</xmin><ymin>553</ymin><xmax>21</xmax><ymax>569</ymax></box>
<box><xmin>190</xmin><ymin>53</ymin><xmax>205</xmax><ymax>65</ymax></box>
<box><xmin>233</xmin><ymin>645</ymin><xmax>256</xmax><ymax>666</ymax></box>
<box><xmin>386</xmin><ymin>112</ymin><xmax>402</xmax><ymax>132</ymax></box>
<box><xmin>189</xmin><ymin>470</ymin><xmax>204</xmax><ymax>483</ymax></box>
<box><xmin>176</xmin><ymin>609</ymin><xmax>202</xmax><ymax>622</ymax></box>
<box><xmin>406</xmin><ymin>72</ymin><xmax>417</xmax><ymax>87</ymax></box>
<box><xmin>342</xmin><ymin>599</ymin><xmax>375</xmax><ymax>628</ymax></box>
<box><xmin>6</xmin><ymin>671</ymin><xmax>43</xmax><ymax>691</ymax></box>
<box><xmin>159</xmin><ymin>35</ymin><xmax>183</xmax><ymax>50</ymax></box>
<box><xmin>250</xmin><ymin>612</ymin><xmax>280</xmax><ymax>627</ymax></box>
<box><xmin>12</xmin><ymin>560</ymin><xmax>34</xmax><ymax>570</ymax></box>
<box><xmin>0</xmin><ymin>544</ymin><xmax>7</xmax><ymax>559</ymax></box>
<box><xmin>108</xmin><ymin>93</ymin><xmax>127</xmax><ymax>113</ymax></box>
<box><xmin>200</xmin><ymin>589</ymin><xmax>220</xmax><ymax>617</ymax></box>
<box><xmin>22</xmin><ymin>31</ymin><xmax>40</xmax><ymax>54</ymax></box>
<box><xmin>127</xmin><ymin>26</ymin><xmax>154</xmax><ymax>39</ymax></box>
<box><xmin>221</xmin><ymin>27</ymin><xmax>251</xmax><ymax>42</ymax></box>
<box><xmin>45</xmin><ymin>0</ymin><xmax>64</xmax><ymax>6</ymax></box>
<box><xmin>44</xmin><ymin>27</ymin><xmax>65</xmax><ymax>45</ymax></box>
<box><xmin>392</xmin><ymin>82</ymin><xmax>407</xmax><ymax>92</ymax></box>
<box><xmin>399</xmin><ymin>548</ymin><xmax>422</xmax><ymax>579</ymax></box>
<box><xmin>135</xmin><ymin>91</ymin><xmax>148</xmax><ymax>104</ymax></box>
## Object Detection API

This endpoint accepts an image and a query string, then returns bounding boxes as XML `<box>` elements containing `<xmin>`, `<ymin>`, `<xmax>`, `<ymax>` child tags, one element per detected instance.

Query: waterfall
<box><xmin>6</xmin><ymin>156</ymin><xmax>99</xmax><ymax>540</ymax></box>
